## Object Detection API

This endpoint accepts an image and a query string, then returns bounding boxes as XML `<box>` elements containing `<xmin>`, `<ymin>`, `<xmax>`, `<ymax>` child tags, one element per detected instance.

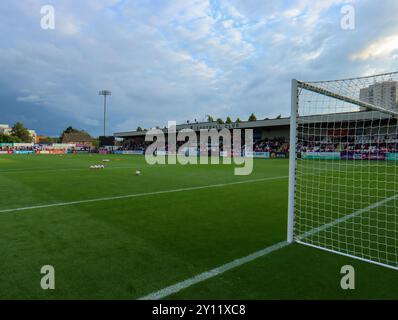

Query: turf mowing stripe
<box><xmin>0</xmin><ymin>175</ymin><xmax>288</xmax><ymax>214</ymax></box>
<box><xmin>138</xmin><ymin>194</ymin><xmax>397</xmax><ymax>300</ymax></box>
<box><xmin>0</xmin><ymin>165</ymin><xmax>150</xmax><ymax>174</ymax></box>
<box><xmin>138</xmin><ymin>241</ymin><xmax>289</xmax><ymax>300</ymax></box>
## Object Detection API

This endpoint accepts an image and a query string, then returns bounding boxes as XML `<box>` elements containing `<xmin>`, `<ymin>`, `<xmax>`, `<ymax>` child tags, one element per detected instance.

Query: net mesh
<box><xmin>293</xmin><ymin>72</ymin><xmax>398</xmax><ymax>269</ymax></box>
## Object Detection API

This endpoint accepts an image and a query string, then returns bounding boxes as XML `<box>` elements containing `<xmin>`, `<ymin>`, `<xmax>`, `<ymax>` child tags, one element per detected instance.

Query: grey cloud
<box><xmin>0</xmin><ymin>0</ymin><xmax>397</xmax><ymax>136</ymax></box>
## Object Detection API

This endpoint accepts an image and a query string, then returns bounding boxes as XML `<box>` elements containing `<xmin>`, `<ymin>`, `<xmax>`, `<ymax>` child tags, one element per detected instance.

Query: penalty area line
<box><xmin>0</xmin><ymin>175</ymin><xmax>288</xmax><ymax>214</ymax></box>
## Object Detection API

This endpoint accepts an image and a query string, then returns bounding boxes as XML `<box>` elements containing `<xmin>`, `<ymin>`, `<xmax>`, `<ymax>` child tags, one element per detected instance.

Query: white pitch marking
<box><xmin>138</xmin><ymin>241</ymin><xmax>289</xmax><ymax>300</ymax></box>
<box><xmin>0</xmin><ymin>176</ymin><xmax>288</xmax><ymax>214</ymax></box>
<box><xmin>138</xmin><ymin>193</ymin><xmax>398</xmax><ymax>300</ymax></box>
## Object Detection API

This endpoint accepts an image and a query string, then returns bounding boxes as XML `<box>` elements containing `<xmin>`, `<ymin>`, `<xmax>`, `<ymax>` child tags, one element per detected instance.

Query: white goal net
<box><xmin>288</xmin><ymin>72</ymin><xmax>398</xmax><ymax>270</ymax></box>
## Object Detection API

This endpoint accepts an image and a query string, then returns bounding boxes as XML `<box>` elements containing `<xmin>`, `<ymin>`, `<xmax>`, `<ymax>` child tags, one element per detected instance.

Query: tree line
<box><xmin>206</xmin><ymin>113</ymin><xmax>282</xmax><ymax>124</ymax></box>
<box><xmin>0</xmin><ymin>123</ymin><xmax>93</xmax><ymax>144</ymax></box>
<box><xmin>0</xmin><ymin>122</ymin><xmax>32</xmax><ymax>143</ymax></box>
<box><xmin>137</xmin><ymin>113</ymin><xmax>283</xmax><ymax>131</ymax></box>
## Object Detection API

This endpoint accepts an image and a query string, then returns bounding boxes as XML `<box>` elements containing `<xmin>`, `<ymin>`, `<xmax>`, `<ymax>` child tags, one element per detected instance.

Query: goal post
<box><xmin>287</xmin><ymin>79</ymin><xmax>298</xmax><ymax>244</ymax></box>
<box><xmin>288</xmin><ymin>72</ymin><xmax>398</xmax><ymax>270</ymax></box>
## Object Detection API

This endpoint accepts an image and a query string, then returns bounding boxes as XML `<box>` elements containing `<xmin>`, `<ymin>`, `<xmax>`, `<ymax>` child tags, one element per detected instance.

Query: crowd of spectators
<box><xmin>0</xmin><ymin>145</ymin><xmax>38</xmax><ymax>152</ymax></box>
<box><xmin>0</xmin><ymin>144</ymin><xmax>92</xmax><ymax>153</ymax></box>
<box><xmin>117</xmin><ymin>140</ymin><xmax>149</xmax><ymax>151</ymax></box>
<box><xmin>253</xmin><ymin>137</ymin><xmax>288</xmax><ymax>153</ymax></box>
<box><xmin>109</xmin><ymin>134</ymin><xmax>398</xmax><ymax>154</ymax></box>
<box><xmin>299</xmin><ymin>134</ymin><xmax>398</xmax><ymax>153</ymax></box>
<box><xmin>2</xmin><ymin>134</ymin><xmax>398</xmax><ymax>155</ymax></box>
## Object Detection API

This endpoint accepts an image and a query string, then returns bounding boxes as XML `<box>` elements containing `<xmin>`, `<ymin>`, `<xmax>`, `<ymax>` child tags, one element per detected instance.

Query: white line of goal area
<box><xmin>0</xmin><ymin>175</ymin><xmax>288</xmax><ymax>214</ymax></box>
<box><xmin>138</xmin><ymin>193</ymin><xmax>398</xmax><ymax>300</ymax></box>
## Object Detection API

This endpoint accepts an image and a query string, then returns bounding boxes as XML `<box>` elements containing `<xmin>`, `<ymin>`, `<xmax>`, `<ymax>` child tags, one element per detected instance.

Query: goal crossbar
<box><xmin>298</xmin><ymin>80</ymin><xmax>398</xmax><ymax>117</ymax></box>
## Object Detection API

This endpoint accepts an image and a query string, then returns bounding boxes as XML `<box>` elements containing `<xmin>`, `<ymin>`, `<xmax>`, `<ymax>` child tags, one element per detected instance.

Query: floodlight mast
<box><xmin>99</xmin><ymin>90</ymin><xmax>112</xmax><ymax>136</ymax></box>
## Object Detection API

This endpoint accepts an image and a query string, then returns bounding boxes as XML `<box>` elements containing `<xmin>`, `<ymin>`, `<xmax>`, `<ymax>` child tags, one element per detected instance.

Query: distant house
<box><xmin>28</xmin><ymin>130</ymin><xmax>38</xmax><ymax>143</ymax></box>
<box><xmin>61</xmin><ymin>132</ymin><xmax>94</xmax><ymax>147</ymax></box>
<box><xmin>0</xmin><ymin>124</ymin><xmax>38</xmax><ymax>143</ymax></box>
<box><xmin>0</xmin><ymin>124</ymin><xmax>12</xmax><ymax>135</ymax></box>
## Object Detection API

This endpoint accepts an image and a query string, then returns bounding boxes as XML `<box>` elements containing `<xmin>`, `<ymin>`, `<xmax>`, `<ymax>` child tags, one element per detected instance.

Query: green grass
<box><xmin>0</xmin><ymin>154</ymin><xmax>397</xmax><ymax>299</ymax></box>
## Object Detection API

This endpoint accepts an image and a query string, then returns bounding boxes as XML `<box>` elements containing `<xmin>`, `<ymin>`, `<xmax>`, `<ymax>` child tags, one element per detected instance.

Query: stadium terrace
<box><xmin>2</xmin><ymin>110</ymin><xmax>397</xmax><ymax>159</ymax></box>
<box><xmin>112</xmin><ymin>110</ymin><xmax>398</xmax><ymax>160</ymax></box>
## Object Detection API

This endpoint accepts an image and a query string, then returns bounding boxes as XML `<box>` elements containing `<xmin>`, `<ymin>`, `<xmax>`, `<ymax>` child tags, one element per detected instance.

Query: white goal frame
<box><xmin>288</xmin><ymin>75</ymin><xmax>398</xmax><ymax>270</ymax></box>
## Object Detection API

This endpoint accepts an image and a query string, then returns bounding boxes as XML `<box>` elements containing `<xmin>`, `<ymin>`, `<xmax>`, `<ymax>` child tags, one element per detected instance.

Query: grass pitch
<box><xmin>0</xmin><ymin>154</ymin><xmax>397</xmax><ymax>299</ymax></box>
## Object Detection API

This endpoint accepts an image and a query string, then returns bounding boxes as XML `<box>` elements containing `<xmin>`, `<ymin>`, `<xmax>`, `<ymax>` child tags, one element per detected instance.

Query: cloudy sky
<box><xmin>1</xmin><ymin>0</ymin><xmax>398</xmax><ymax>136</ymax></box>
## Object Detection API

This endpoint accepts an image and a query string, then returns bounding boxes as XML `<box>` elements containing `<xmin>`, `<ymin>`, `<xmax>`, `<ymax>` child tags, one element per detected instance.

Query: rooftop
<box><xmin>62</xmin><ymin>132</ymin><xmax>93</xmax><ymax>143</ymax></box>
<box><xmin>113</xmin><ymin>110</ymin><xmax>392</xmax><ymax>138</ymax></box>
